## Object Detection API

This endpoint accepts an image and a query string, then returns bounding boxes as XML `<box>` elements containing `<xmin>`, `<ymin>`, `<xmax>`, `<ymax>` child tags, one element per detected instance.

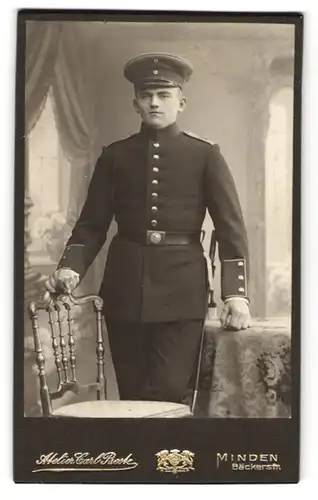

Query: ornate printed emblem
<box><xmin>155</xmin><ymin>449</ymin><xmax>195</xmax><ymax>474</ymax></box>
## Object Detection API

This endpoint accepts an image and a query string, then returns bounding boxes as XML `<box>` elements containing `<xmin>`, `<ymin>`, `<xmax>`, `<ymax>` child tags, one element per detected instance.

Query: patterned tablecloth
<box><xmin>195</xmin><ymin>318</ymin><xmax>291</xmax><ymax>418</ymax></box>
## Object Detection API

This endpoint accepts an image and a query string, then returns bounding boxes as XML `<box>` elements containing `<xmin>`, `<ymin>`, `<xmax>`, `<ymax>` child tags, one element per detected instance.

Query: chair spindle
<box><xmin>47</xmin><ymin>304</ymin><xmax>63</xmax><ymax>390</ymax></box>
<box><xmin>65</xmin><ymin>303</ymin><xmax>77</xmax><ymax>382</ymax></box>
<box><xmin>28</xmin><ymin>302</ymin><xmax>52</xmax><ymax>417</ymax></box>
<box><xmin>54</xmin><ymin>303</ymin><xmax>70</xmax><ymax>383</ymax></box>
<box><xmin>94</xmin><ymin>298</ymin><xmax>106</xmax><ymax>400</ymax></box>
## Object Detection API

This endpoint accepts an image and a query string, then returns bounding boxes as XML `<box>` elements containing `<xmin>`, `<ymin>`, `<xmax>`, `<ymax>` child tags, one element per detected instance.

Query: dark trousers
<box><xmin>106</xmin><ymin>318</ymin><xmax>203</xmax><ymax>403</ymax></box>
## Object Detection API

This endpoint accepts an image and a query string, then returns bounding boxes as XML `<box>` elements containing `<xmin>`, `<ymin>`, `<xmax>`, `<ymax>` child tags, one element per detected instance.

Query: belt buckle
<box><xmin>147</xmin><ymin>230</ymin><xmax>166</xmax><ymax>245</ymax></box>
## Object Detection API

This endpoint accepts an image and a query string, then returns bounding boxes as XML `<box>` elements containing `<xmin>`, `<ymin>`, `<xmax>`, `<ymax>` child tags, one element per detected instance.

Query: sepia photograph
<box><xmin>15</xmin><ymin>10</ymin><xmax>302</xmax><ymax>484</ymax></box>
<box><xmin>23</xmin><ymin>16</ymin><xmax>296</xmax><ymax>419</ymax></box>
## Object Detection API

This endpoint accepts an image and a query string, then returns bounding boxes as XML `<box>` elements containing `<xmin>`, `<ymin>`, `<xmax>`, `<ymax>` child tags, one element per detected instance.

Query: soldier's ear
<box><xmin>133</xmin><ymin>98</ymin><xmax>141</xmax><ymax>115</ymax></box>
<box><xmin>178</xmin><ymin>94</ymin><xmax>187</xmax><ymax>113</ymax></box>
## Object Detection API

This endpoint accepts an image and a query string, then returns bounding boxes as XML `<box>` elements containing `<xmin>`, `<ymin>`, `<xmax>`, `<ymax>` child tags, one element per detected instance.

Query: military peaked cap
<box><xmin>124</xmin><ymin>52</ymin><xmax>193</xmax><ymax>89</ymax></box>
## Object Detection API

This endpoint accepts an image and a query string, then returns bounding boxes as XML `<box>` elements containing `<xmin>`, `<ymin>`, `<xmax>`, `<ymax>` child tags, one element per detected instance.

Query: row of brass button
<box><xmin>150</xmin><ymin>143</ymin><xmax>160</xmax><ymax>228</ymax></box>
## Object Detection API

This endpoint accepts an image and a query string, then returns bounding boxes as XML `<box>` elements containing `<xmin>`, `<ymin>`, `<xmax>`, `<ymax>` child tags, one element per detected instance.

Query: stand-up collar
<box><xmin>139</xmin><ymin>122</ymin><xmax>181</xmax><ymax>141</ymax></box>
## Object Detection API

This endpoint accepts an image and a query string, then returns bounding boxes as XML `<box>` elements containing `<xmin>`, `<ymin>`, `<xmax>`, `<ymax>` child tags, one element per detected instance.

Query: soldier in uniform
<box><xmin>44</xmin><ymin>53</ymin><xmax>252</xmax><ymax>403</ymax></box>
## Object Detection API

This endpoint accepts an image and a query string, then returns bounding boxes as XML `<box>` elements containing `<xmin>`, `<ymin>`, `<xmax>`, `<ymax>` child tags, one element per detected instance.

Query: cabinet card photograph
<box><xmin>15</xmin><ymin>10</ymin><xmax>302</xmax><ymax>484</ymax></box>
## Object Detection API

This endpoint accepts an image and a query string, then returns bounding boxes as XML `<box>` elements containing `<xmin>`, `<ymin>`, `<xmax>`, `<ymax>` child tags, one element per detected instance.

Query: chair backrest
<box><xmin>28</xmin><ymin>292</ymin><xmax>106</xmax><ymax>416</ymax></box>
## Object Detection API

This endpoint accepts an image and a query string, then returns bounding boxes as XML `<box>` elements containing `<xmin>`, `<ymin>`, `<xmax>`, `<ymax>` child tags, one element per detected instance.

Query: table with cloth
<box><xmin>194</xmin><ymin>318</ymin><xmax>291</xmax><ymax>418</ymax></box>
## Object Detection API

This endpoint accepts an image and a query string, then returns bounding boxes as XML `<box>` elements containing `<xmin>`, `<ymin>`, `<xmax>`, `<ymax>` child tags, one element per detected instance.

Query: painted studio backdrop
<box><xmin>24</xmin><ymin>20</ymin><xmax>294</xmax><ymax>417</ymax></box>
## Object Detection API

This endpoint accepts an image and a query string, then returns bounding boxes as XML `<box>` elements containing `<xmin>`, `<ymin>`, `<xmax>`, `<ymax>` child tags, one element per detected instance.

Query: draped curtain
<box><xmin>25</xmin><ymin>21</ymin><xmax>61</xmax><ymax>134</ymax></box>
<box><xmin>26</xmin><ymin>21</ymin><xmax>106</xmax><ymax>292</ymax></box>
<box><xmin>51</xmin><ymin>24</ymin><xmax>103</xmax><ymax>229</ymax></box>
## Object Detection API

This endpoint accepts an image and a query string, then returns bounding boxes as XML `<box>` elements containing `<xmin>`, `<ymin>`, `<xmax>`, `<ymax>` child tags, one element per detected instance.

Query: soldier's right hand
<box><xmin>43</xmin><ymin>268</ymin><xmax>80</xmax><ymax>300</ymax></box>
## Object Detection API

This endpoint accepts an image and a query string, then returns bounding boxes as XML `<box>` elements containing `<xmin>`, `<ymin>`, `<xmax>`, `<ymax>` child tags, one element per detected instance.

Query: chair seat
<box><xmin>52</xmin><ymin>400</ymin><xmax>192</xmax><ymax>418</ymax></box>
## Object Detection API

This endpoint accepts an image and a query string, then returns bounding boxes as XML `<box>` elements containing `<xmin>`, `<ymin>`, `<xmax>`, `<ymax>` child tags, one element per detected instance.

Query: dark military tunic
<box><xmin>58</xmin><ymin>122</ymin><xmax>249</xmax><ymax>323</ymax></box>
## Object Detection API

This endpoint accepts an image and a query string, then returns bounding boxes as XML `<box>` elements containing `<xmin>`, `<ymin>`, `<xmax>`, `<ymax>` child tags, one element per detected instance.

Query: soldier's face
<box><xmin>133</xmin><ymin>87</ymin><xmax>186</xmax><ymax>129</ymax></box>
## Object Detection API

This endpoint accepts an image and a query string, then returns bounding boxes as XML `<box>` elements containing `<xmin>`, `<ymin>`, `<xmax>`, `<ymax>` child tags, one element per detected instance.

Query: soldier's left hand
<box><xmin>220</xmin><ymin>299</ymin><xmax>252</xmax><ymax>330</ymax></box>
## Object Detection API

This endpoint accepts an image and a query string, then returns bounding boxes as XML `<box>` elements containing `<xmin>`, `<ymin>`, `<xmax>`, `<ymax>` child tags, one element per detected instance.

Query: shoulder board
<box><xmin>183</xmin><ymin>131</ymin><xmax>215</xmax><ymax>145</ymax></box>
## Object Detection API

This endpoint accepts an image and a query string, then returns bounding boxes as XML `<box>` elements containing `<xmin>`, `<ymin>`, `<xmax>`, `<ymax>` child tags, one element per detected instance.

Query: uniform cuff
<box><xmin>221</xmin><ymin>258</ymin><xmax>248</xmax><ymax>301</ymax></box>
<box><xmin>224</xmin><ymin>296</ymin><xmax>249</xmax><ymax>305</ymax></box>
<box><xmin>57</xmin><ymin>244</ymin><xmax>85</xmax><ymax>277</ymax></box>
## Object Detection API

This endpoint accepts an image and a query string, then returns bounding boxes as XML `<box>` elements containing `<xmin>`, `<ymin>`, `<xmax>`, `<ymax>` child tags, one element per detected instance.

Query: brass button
<box><xmin>153</xmin><ymin>142</ymin><xmax>160</xmax><ymax>148</ymax></box>
<box><xmin>153</xmin><ymin>167</ymin><xmax>159</xmax><ymax>173</ymax></box>
<box><xmin>152</xmin><ymin>180</ymin><xmax>158</xmax><ymax>185</ymax></box>
<box><xmin>238</xmin><ymin>261</ymin><xmax>244</xmax><ymax>267</ymax></box>
<box><xmin>151</xmin><ymin>206</ymin><xmax>158</xmax><ymax>212</ymax></box>
<box><xmin>151</xmin><ymin>220</ymin><xmax>158</xmax><ymax>227</ymax></box>
<box><xmin>238</xmin><ymin>275</ymin><xmax>244</xmax><ymax>280</ymax></box>
<box><xmin>153</xmin><ymin>69</ymin><xmax>159</xmax><ymax>75</ymax></box>
<box><xmin>238</xmin><ymin>287</ymin><xmax>245</xmax><ymax>293</ymax></box>
<box><xmin>153</xmin><ymin>154</ymin><xmax>160</xmax><ymax>159</ymax></box>
<box><xmin>154</xmin><ymin>58</ymin><xmax>159</xmax><ymax>64</ymax></box>
<box><xmin>151</xmin><ymin>192</ymin><xmax>158</xmax><ymax>199</ymax></box>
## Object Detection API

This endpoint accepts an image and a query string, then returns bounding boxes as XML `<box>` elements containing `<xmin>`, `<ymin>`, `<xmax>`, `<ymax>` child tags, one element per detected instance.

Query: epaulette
<box><xmin>183</xmin><ymin>131</ymin><xmax>215</xmax><ymax>145</ymax></box>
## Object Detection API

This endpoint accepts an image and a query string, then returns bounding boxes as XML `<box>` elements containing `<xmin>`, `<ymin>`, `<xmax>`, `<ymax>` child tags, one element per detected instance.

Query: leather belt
<box><xmin>118</xmin><ymin>230</ymin><xmax>201</xmax><ymax>246</ymax></box>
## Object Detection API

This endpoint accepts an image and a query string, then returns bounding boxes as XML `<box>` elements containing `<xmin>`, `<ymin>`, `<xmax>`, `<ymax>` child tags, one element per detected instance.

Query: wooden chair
<box><xmin>28</xmin><ymin>292</ymin><xmax>192</xmax><ymax>418</ymax></box>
